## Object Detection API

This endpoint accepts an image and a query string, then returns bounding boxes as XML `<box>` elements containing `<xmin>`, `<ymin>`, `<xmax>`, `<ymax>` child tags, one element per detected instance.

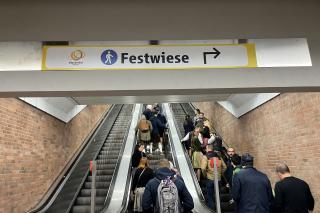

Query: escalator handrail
<box><xmin>169</xmin><ymin>104</ymin><xmax>208</xmax><ymax>204</ymax></box>
<box><xmin>173</xmin><ymin>104</ymin><xmax>205</xmax><ymax>203</ymax></box>
<box><xmin>64</xmin><ymin>105</ymin><xmax>125</xmax><ymax>213</ymax></box>
<box><xmin>27</xmin><ymin>104</ymin><xmax>115</xmax><ymax>213</ymax></box>
<box><xmin>164</xmin><ymin>103</ymin><xmax>212</xmax><ymax>213</ymax></box>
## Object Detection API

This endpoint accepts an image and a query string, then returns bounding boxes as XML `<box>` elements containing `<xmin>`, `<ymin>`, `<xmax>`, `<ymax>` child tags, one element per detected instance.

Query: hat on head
<box><xmin>241</xmin><ymin>153</ymin><xmax>254</xmax><ymax>164</ymax></box>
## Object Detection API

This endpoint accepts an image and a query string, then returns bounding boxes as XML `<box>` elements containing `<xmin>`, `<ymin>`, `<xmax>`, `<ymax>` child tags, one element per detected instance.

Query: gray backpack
<box><xmin>155</xmin><ymin>176</ymin><xmax>181</xmax><ymax>213</ymax></box>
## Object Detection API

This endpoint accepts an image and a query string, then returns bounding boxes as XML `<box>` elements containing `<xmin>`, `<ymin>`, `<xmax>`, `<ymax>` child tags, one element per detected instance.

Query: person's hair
<box><xmin>276</xmin><ymin>163</ymin><xmax>290</xmax><ymax>174</ymax></box>
<box><xmin>185</xmin><ymin>114</ymin><xmax>190</xmax><ymax>120</ymax></box>
<box><xmin>227</xmin><ymin>147</ymin><xmax>235</xmax><ymax>152</ymax></box>
<box><xmin>207</xmin><ymin>144</ymin><xmax>214</xmax><ymax>151</ymax></box>
<box><xmin>195</xmin><ymin>109</ymin><xmax>200</xmax><ymax>114</ymax></box>
<box><xmin>138</xmin><ymin>157</ymin><xmax>149</xmax><ymax>169</ymax></box>
<box><xmin>135</xmin><ymin>143</ymin><xmax>144</xmax><ymax>151</ymax></box>
<box><xmin>241</xmin><ymin>153</ymin><xmax>254</xmax><ymax>167</ymax></box>
<box><xmin>231</xmin><ymin>154</ymin><xmax>241</xmax><ymax>166</ymax></box>
<box><xmin>159</xmin><ymin>158</ymin><xmax>170</xmax><ymax>168</ymax></box>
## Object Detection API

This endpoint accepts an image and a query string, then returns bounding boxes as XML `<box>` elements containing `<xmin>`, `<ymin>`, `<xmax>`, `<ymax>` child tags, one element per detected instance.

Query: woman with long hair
<box><xmin>131</xmin><ymin>157</ymin><xmax>154</xmax><ymax>212</ymax></box>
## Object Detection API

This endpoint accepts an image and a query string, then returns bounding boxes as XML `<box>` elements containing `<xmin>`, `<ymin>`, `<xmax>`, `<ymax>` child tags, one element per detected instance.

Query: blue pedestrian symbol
<box><xmin>101</xmin><ymin>49</ymin><xmax>118</xmax><ymax>65</ymax></box>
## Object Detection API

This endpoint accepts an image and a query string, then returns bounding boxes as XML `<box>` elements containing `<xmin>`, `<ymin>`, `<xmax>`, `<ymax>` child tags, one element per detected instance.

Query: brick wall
<box><xmin>194</xmin><ymin>93</ymin><xmax>320</xmax><ymax>212</ymax></box>
<box><xmin>0</xmin><ymin>98</ymin><xmax>110</xmax><ymax>213</ymax></box>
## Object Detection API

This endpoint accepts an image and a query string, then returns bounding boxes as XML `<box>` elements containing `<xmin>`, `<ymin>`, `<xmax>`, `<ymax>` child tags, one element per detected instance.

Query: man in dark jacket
<box><xmin>273</xmin><ymin>163</ymin><xmax>314</xmax><ymax>213</ymax></box>
<box><xmin>232</xmin><ymin>154</ymin><xmax>273</xmax><ymax>213</ymax></box>
<box><xmin>142</xmin><ymin>158</ymin><xmax>194</xmax><ymax>213</ymax></box>
<box><xmin>149</xmin><ymin>112</ymin><xmax>167</xmax><ymax>153</ymax></box>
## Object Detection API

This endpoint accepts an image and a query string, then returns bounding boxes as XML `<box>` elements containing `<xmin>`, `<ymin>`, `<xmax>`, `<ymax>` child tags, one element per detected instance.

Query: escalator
<box><xmin>32</xmin><ymin>104</ymin><xmax>134</xmax><ymax>213</ymax></box>
<box><xmin>117</xmin><ymin>104</ymin><xmax>211</xmax><ymax>213</ymax></box>
<box><xmin>72</xmin><ymin>104</ymin><xmax>133</xmax><ymax>213</ymax></box>
<box><xmin>170</xmin><ymin>103</ymin><xmax>236</xmax><ymax>213</ymax></box>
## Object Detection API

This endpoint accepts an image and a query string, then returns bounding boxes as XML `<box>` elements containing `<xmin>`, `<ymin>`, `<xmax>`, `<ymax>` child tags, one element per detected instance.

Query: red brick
<box><xmin>194</xmin><ymin>93</ymin><xmax>320</xmax><ymax>213</ymax></box>
<box><xmin>0</xmin><ymin>98</ymin><xmax>110</xmax><ymax>213</ymax></box>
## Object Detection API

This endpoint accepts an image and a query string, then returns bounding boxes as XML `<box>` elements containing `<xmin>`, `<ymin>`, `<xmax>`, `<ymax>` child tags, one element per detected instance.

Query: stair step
<box><xmin>84</xmin><ymin>181</ymin><xmax>110</xmax><ymax>189</ymax></box>
<box><xmin>80</xmin><ymin>189</ymin><xmax>108</xmax><ymax>197</ymax></box>
<box><xmin>87</xmin><ymin>175</ymin><xmax>112</xmax><ymax>182</ymax></box>
<box><xmin>76</xmin><ymin>196</ymin><xmax>105</xmax><ymax>205</ymax></box>
<box><xmin>72</xmin><ymin>205</ymin><xmax>103</xmax><ymax>213</ymax></box>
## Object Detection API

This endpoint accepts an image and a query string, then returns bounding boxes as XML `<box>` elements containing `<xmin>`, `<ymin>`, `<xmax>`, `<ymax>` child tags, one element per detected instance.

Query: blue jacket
<box><xmin>232</xmin><ymin>167</ymin><xmax>274</xmax><ymax>213</ymax></box>
<box><xmin>149</xmin><ymin>116</ymin><xmax>167</xmax><ymax>135</ymax></box>
<box><xmin>142</xmin><ymin>167</ymin><xmax>194</xmax><ymax>213</ymax></box>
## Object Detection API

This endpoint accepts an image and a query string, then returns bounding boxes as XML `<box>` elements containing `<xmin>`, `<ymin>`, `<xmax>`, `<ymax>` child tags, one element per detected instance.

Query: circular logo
<box><xmin>101</xmin><ymin>49</ymin><xmax>118</xmax><ymax>65</ymax></box>
<box><xmin>70</xmin><ymin>50</ymin><xmax>85</xmax><ymax>61</ymax></box>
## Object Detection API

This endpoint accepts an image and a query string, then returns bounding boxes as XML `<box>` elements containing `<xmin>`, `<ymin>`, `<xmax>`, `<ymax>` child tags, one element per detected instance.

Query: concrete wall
<box><xmin>0</xmin><ymin>98</ymin><xmax>110</xmax><ymax>213</ymax></box>
<box><xmin>194</xmin><ymin>93</ymin><xmax>320</xmax><ymax>212</ymax></box>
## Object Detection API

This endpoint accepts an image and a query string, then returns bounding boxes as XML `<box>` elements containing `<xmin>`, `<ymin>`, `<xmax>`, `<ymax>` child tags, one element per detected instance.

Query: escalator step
<box><xmin>220</xmin><ymin>193</ymin><xmax>232</xmax><ymax>202</ymax></box>
<box><xmin>100</xmin><ymin>150</ymin><xmax>120</xmax><ymax>155</ymax></box>
<box><xmin>84</xmin><ymin>181</ymin><xmax>110</xmax><ymax>189</ymax></box>
<box><xmin>76</xmin><ymin>196</ymin><xmax>105</xmax><ymax>205</ymax></box>
<box><xmin>96</xmin><ymin>159</ymin><xmax>118</xmax><ymax>164</ymax></box>
<box><xmin>87</xmin><ymin>175</ymin><xmax>112</xmax><ymax>182</ymax></box>
<box><xmin>80</xmin><ymin>189</ymin><xmax>108</xmax><ymax>196</ymax></box>
<box><xmin>97</xmin><ymin>154</ymin><xmax>119</xmax><ymax>160</ymax></box>
<box><xmin>101</xmin><ymin>146</ymin><xmax>121</xmax><ymax>151</ymax></box>
<box><xmin>96</xmin><ymin>169</ymin><xmax>114</xmax><ymax>175</ymax></box>
<box><xmin>72</xmin><ymin>205</ymin><xmax>103</xmax><ymax>213</ymax></box>
<box><xmin>96</xmin><ymin>163</ymin><xmax>117</xmax><ymax>170</ymax></box>
<box><xmin>221</xmin><ymin>201</ymin><xmax>236</xmax><ymax>211</ymax></box>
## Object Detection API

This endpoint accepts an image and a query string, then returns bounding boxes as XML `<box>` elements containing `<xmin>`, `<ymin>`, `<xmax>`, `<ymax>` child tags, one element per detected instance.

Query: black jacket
<box><xmin>143</xmin><ymin>109</ymin><xmax>153</xmax><ymax>120</ymax></box>
<box><xmin>183</xmin><ymin>120</ymin><xmax>194</xmax><ymax>136</ymax></box>
<box><xmin>273</xmin><ymin>176</ymin><xmax>314</xmax><ymax>213</ymax></box>
<box><xmin>232</xmin><ymin>167</ymin><xmax>273</xmax><ymax>213</ymax></box>
<box><xmin>131</xmin><ymin>150</ymin><xmax>146</xmax><ymax>168</ymax></box>
<box><xmin>149</xmin><ymin>116</ymin><xmax>167</xmax><ymax>135</ymax></box>
<box><xmin>142</xmin><ymin>167</ymin><xmax>194</xmax><ymax>213</ymax></box>
<box><xmin>132</xmin><ymin>167</ymin><xmax>155</xmax><ymax>190</ymax></box>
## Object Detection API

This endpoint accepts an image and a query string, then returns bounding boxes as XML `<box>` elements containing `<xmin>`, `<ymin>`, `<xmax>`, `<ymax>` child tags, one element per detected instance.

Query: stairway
<box><xmin>170</xmin><ymin>103</ymin><xmax>236</xmax><ymax>213</ymax></box>
<box><xmin>71</xmin><ymin>105</ymin><xmax>133</xmax><ymax>213</ymax></box>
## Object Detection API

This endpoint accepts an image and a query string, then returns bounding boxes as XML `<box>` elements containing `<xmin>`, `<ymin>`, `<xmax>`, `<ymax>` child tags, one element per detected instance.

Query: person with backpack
<box><xmin>131</xmin><ymin>157</ymin><xmax>155</xmax><ymax>212</ymax></box>
<box><xmin>201</xmin><ymin>144</ymin><xmax>227</xmax><ymax>210</ymax></box>
<box><xmin>142</xmin><ymin>158</ymin><xmax>194</xmax><ymax>213</ymax></box>
<box><xmin>135</xmin><ymin>115</ymin><xmax>153</xmax><ymax>145</ymax></box>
